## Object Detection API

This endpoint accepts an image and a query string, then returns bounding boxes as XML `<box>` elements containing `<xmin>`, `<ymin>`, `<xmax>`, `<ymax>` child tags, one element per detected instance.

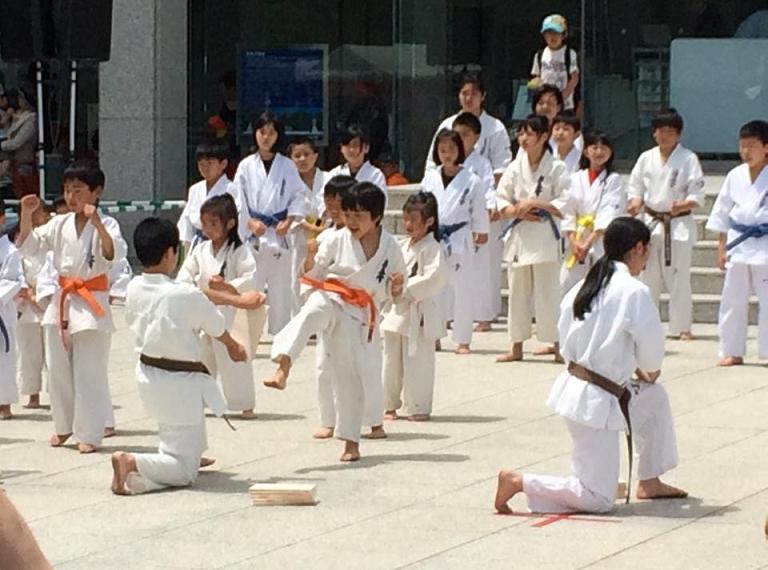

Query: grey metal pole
<box><xmin>580</xmin><ymin>0</ymin><xmax>586</xmax><ymax>110</ymax></box>
<box><xmin>35</xmin><ymin>61</ymin><xmax>45</xmax><ymax>199</ymax></box>
<box><xmin>69</xmin><ymin>61</ymin><xmax>77</xmax><ymax>159</ymax></box>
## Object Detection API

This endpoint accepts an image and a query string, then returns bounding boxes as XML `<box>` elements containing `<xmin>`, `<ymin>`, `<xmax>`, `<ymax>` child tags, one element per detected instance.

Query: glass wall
<box><xmin>188</xmin><ymin>0</ymin><xmax>765</xmax><ymax>185</ymax></box>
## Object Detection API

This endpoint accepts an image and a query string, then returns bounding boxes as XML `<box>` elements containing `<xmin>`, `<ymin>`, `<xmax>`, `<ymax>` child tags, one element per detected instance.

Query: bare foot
<box><xmin>78</xmin><ymin>443</ymin><xmax>98</xmax><ymax>454</ymax></box>
<box><xmin>241</xmin><ymin>409</ymin><xmax>257</xmax><ymax>420</ymax></box>
<box><xmin>717</xmin><ymin>356</ymin><xmax>744</xmax><ymax>367</ymax></box>
<box><xmin>104</xmin><ymin>427</ymin><xmax>116</xmax><ymax>438</ymax></box>
<box><xmin>678</xmin><ymin>332</ymin><xmax>694</xmax><ymax>341</ymax></box>
<box><xmin>199</xmin><ymin>456</ymin><xmax>216</xmax><ymax>468</ymax></box>
<box><xmin>111</xmin><ymin>451</ymin><xmax>136</xmax><ymax>495</ymax></box>
<box><xmin>24</xmin><ymin>394</ymin><xmax>41</xmax><ymax>409</ymax></box>
<box><xmin>474</xmin><ymin>322</ymin><xmax>491</xmax><ymax>332</ymax></box>
<box><xmin>636</xmin><ymin>478</ymin><xmax>688</xmax><ymax>500</ymax></box>
<box><xmin>313</xmin><ymin>426</ymin><xmax>334</xmax><ymax>439</ymax></box>
<box><xmin>383</xmin><ymin>410</ymin><xmax>398</xmax><ymax>421</ymax></box>
<box><xmin>496</xmin><ymin>343</ymin><xmax>523</xmax><ymax>363</ymax></box>
<box><xmin>455</xmin><ymin>344</ymin><xmax>471</xmax><ymax>355</ymax></box>
<box><xmin>533</xmin><ymin>345</ymin><xmax>557</xmax><ymax>356</ymax></box>
<box><xmin>340</xmin><ymin>441</ymin><xmax>360</xmax><ymax>462</ymax></box>
<box><xmin>408</xmin><ymin>414</ymin><xmax>430</xmax><ymax>422</ymax></box>
<box><xmin>365</xmin><ymin>425</ymin><xmax>387</xmax><ymax>439</ymax></box>
<box><xmin>0</xmin><ymin>405</ymin><xmax>12</xmax><ymax>420</ymax></box>
<box><xmin>494</xmin><ymin>470</ymin><xmax>524</xmax><ymax>514</ymax></box>
<box><xmin>49</xmin><ymin>433</ymin><xmax>72</xmax><ymax>447</ymax></box>
<box><xmin>263</xmin><ymin>355</ymin><xmax>291</xmax><ymax>390</ymax></box>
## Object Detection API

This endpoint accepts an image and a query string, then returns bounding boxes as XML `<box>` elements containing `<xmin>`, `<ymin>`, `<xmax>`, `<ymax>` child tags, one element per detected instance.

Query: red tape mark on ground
<box><xmin>496</xmin><ymin>512</ymin><xmax>622</xmax><ymax>527</ymax></box>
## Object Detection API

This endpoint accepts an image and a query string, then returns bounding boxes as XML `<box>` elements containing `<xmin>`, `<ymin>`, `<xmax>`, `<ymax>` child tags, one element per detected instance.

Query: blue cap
<box><xmin>541</xmin><ymin>14</ymin><xmax>567</xmax><ymax>34</ymax></box>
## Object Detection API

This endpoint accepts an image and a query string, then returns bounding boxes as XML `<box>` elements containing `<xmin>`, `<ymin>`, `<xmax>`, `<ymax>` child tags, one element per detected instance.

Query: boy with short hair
<box><xmin>328</xmin><ymin>125</ymin><xmax>387</xmax><ymax>191</ymax></box>
<box><xmin>530</xmin><ymin>14</ymin><xmax>580</xmax><ymax>111</ymax></box>
<box><xmin>18</xmin><ymin>159</ymin><xmax>128</xmax><ymax>453</ymax></box>
<box><xmin>0</xmin><ymin>198</ymin><xmax>24</xmax><ymax>419</ymax></box>
<box><xmin>111</xmin><ymin>218</ymin><xmax>247</xmax><ymax>495</ymax></box>
<box><xmin>177</xmin><ymin>138</ymin><xmax>248</xmax><ymax>253</ymax></box>
<box><xmin>551</xmin><ymin>112</ymin><xmax>582</xmax><ymax>173</ymax></box>
<box><xmin>706</xmin><ymin>120</ymin><xmax>768</xmax><ymax>366</ymax></box>
<box><xmin>627</xmin><ymin>108</ymin><xmax>705</xmax><ymax>341</ymax></box>
<box><xmin>264</xmin><ymin>182</ymin><xmax>406</xmax><ymax>462</ymax></box>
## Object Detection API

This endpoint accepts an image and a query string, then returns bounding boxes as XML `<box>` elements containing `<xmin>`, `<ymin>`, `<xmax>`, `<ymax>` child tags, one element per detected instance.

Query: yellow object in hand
<box><xmin>565</xmin><ymin>214</ymin><xmax>595</xmax><ymax>269</ymax></box>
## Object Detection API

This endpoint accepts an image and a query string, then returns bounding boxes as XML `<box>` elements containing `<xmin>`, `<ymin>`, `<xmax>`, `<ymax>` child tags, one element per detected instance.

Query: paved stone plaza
<box><xmin>1</xmin><ymin>309</ymin><xmax>766</xmax><ymax>569</ymax></box>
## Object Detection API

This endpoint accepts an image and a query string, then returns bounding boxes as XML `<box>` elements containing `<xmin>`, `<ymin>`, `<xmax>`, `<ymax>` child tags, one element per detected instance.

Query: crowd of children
<box><xmin>0</xmin><ymin>13</ymin><xmax>766</xmax><ymax>503</ymax></box>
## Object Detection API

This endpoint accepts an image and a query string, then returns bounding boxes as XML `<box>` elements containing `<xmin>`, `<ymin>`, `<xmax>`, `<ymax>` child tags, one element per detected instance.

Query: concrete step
<box><xmin>692</xmin><ymin>240</ymin><xmax>718</xmax><ymax>267</ymax></box>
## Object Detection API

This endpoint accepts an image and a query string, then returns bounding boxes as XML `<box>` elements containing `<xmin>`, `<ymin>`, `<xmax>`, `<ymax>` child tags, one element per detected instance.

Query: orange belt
<box><xmin>58</xmin><ymin>274</ymin><xmax>109</xmax><ymax>349</ymax></box>
<box><xmin>300</xmin><ymin>276</ymin><xmax>377</xmax><ymax>342</ymax></box>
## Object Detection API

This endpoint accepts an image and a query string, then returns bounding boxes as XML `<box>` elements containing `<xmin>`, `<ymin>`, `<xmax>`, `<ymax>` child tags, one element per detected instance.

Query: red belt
<box><xmin>58</xmin><ymin>274</ymin><xmax>109</xmax><ymax>349</ymax></box>
<box><xmin>300</xmin><ymin>276</ymin><xmax>377</xmax><ymax>342</ymax></box>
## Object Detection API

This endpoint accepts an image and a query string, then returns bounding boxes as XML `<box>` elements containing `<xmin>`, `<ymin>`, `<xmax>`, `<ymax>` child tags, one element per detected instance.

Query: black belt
<box><xmin>645</xmin><ymin>207</ymin><xmax>692</xmax><ymax>267</ymax></box>
<box><xmin>139</xmin><ymin>354</ymin><xmax>210</xmax><ymax>375</ymax></box>
<box><xmin>0</xmin><ymin>314</ymin><xmax>8</xmax><ymax>353</ymax></box>
<box><xmin>568</xmin><ymin>362</ymin><xmax>632</xmax><ymax>504</ymax></box>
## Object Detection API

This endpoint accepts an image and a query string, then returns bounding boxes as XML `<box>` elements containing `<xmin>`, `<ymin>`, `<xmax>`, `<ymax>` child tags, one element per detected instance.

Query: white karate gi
<box><xmin>421</xmin><ymin>166</ymin><xmax>489</xmax><ymax>345</ymax></box>
<box><xmin>425</xmin><ymin>111</ymin><xmax>512</xmax><ymax>175</ymax></box>
<box><xmin>271</xmin><ymin>227</ymin><xmax>406</xmax><ymax>442</ymax></box>
<box><xmin>16</xmin><ymin>245</ymin><xmax>48</xmax><ymax>397</ymax></box>
<box><xmin>382</xmin><ymin>235</ymin><xmax>447</xmax><ymax>415</ymax></box>
<box><xmin>178</xmin><ymin>240</ymin><xmax>259</xmax><ymax>411</ymax></box>
<box><xmin>554</xmin><ymin>144</ymin><xmax>581</xmax><ymax>174</ymax></box>
<box><xmin>19</xmin><ymin>213</ymin><xmax>127</xmax><ymax>445</ymax></box>
<box><xmin>177</xmin><ymin>175</ymin><xmax>249</xmax><ymax>249</ymax></box>
<box><xmin>328</xmin><ymin>161</ymin><xmax>387</xmax><ymax>191</ymax></box>
<box><xmin>0</xmin><ymin>236</ymin><xmax>23</xmax><ymax>405</ymax></box>
<box><xmin>497</xmin><ymin>152</ymin><xmax>570</xmax><ymax>343</ymax></box>
<box><xmin>706</xmin><ymin>163</ymin><xmax>768</xmax><ymax>359</ymax></box>
<box><xmin>628</xmin><ymin>145</ymin><xmax>705</xmax><ymax>334</ymax></box>
<box><xmin>560</xmin><ymin>170</ymin><xmax>626</xmax><ymax>295</ymax></box>
<box><xmin>234</xmin><ymin>153</ymin><xmax>306</xmax><ymax>334</ymax></box>
<box><xmin>523</xmin><ymin>262</ymin><xmax>679</xmax><ymax>513</ymax></box>
<box><xmin>123</xmin><ymin>274</ymin><xmax>228</xmax><ymax>494</ymax></box>
<box><xmin>291</xmin><ymin>168</ymin><xmax>327</xmax><ymax>315</ymax></box>
<box><xmin>464</xmin><ymin>150</ymin><xmax>501</xmax><ymax>322</ymax></box>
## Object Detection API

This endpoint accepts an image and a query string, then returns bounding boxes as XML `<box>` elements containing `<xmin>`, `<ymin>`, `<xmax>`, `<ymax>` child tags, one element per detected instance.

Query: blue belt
<box><xmin>0</xmin><ymin>314</ymin><xmax>9</xmax><ymax>353</ymax></box>
<box><xmin>437</xmin><ymin>221</ymin><xmax>468</xmax><ymax>243</ymax></box>
<box><xmin>499</xmin><ymin>209</ymin><xmax>561</xmax><ymax>241</ymax></box>
<box><xmin>248</xmin><ymin>208</ymin><xmax>288</xmax><ymax>227</ymax></box>
<box><xmin>727</xmin><ymin>220</ymin><xmax>768</xmax><ymax>251</ymax></box>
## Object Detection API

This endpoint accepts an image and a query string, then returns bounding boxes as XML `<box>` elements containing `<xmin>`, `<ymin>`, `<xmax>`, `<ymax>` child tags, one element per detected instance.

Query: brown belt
<box><xmin>139</xmin><ymin>354</ymin><xmax>210</xmax><ymax>375</ymax></box>
<box><xmin>645</xmin><ymin>206</ymin><xmax>692</xmax><ymax>267</ymax></box>
<box><xmin>568</xmin><ymin>362</ymin><xmax>633</xmax><ymax>504</ymax></box>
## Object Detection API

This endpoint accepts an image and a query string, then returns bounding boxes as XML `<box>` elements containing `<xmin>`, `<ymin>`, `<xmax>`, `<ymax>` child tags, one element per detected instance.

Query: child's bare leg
<box><xmin>494</xmin><ymin>470</ymin><xmax>524</xmax><ymax>514</ymax></box>
<box><xmin>340</xmin><ymin>440</ymin><xmax>360</xmax><ymax>462</ymax></box>
<box><xmin>455</xmin><ymin>343</ymin><xmax>471</xmax><ymax>355</ymax></box>
<box><xmin>365</xmin><ymin>425</ymin><xmax>387</xmax><ymax>439</ymax></box>
<box><xmin>263</xmin><ymin>355</ymin><xmax>291</xmax><ymax>390</ymax></box>
<box><xmin>110</xmin><ymin>451</ymin><xmax>137</xmax><ymax>495</ymax></box>
<box><xmin>0</xmin><ymin>405</ymin><xmax>11</xmax><ymax>420</ymax></box>
<box><xmin>553</xmin><ymin>342</ymin><xmax>564</xmax><ymax>364</ymax></box>
<box><xmin>24</xmin><ymin>394</ymin><xmax>40</xmax><ymax>409</ymax></box>
<box><xmin>383</xmin><ymin>410</ymin><xmax>398</xmax><ymax>421</ymax></box>
<box><xmin>496</xmin><ymin>342</ymin><xmax>523</xmax><ymax>363</ymax></box>
<box><xmin>49</xmin><ymin>432</ymin><xmax>72</xmax><ymax>447</ymax></box>
<box><xmin>313</xmin><ymin>426</ymin><xmax>334</xmax><ymax>439</ymax></box>
<box><xmin>717</xmin><ymin>356</ymin><xmax>744</xmax><ymax>367</ymax></box>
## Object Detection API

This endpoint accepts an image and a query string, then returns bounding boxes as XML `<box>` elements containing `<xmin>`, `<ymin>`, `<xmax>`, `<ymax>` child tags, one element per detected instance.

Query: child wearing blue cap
<box><xmin>530</xmin><ymin>14</ymin><xmax>580</xmax><ymax>111</ymax></box>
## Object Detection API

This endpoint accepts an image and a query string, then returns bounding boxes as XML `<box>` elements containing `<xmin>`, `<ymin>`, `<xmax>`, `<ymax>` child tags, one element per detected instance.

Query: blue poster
<box><xmin>239</xmin><ymin>47</ymin><xmax>328</xmax><ymax>145</ymax></box>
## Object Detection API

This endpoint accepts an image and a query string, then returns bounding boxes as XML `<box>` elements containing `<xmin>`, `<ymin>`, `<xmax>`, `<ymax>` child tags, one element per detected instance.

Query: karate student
<box><xmin>18</xmin><ymin>160</ymin><xmax>128</xmax><ymax>453</ymax></box>
<box><xmin>496</xmin><ymin>115</ymin><xmax>570</xmax><ymax>363</ymax></box>
<box><xmin>529</xmin><ymin>14</ymin><xmax>580</xmax><ymax>111</ymax></box>
<box><xmin>15</xmin><ymin>203</ymin><xmax>51</xmax><ymax>410</ymax></box>
<box><xmin>627</xmin><ymin>108</ymin><xmax>705</xmax><ymax>341</ymax></box>
<box><xmin>706</xmin><ymin>120</ymin><xmax>768</xmax><ymax>366</ymax></box>
<box><xmin>495</xmin><ymin>217</ymin><xmax>687</xmax><ymax>514</ymax></box>
<box><xmin>452</xmin><ymin>112</ymin><xmax>500</xmax><ymax>332</ymax></box>
<box><xmin>560</xmin><ymin>131</ymin><xmax>626</xmax><ymax>295</ymax></box>
<box><xmin>288</xmin><ymin>137</ymin><xmax>327</xmax><ymax>313</ymax></box>
<box><xmin>234</xmin><ymin>112</ymin><xmax>306</xmax><ymax>334</ymax></box>
<box><xmin>177</xmin><ymin>139</ymin><xmax>248</xmax><ymax>254</ymax></box>
<box><xmin>111</xmin><ymin>218</ymin><xmax>248</xmax><ymax>496</ymax></box>
<box><xmin>178</xmin><ymin>194</ymin><xmax>265</xmax><ymax>418</ymax></box>
<box><xmin>305</xmin><ymin>175</ymin><xmax>356</xmax><ymax>439</ymax></box>
<box><xmin>382</xmin><ymin>192</ymin><xmax>448</xmax><ymax>421</ymax></box>
<box><xmin>0</xmin><ymin>199</ymin><xmax>24</xmax><ymax>419</ymax></box>
<box><xmin>422</xmin><ymin>129</ymin><xmax>489</xmax><ymax>354</ymax></box>
<box><xmin>551</xmin><ymin>113</ymin><xmax>582</xmax><ymax>173</ymax></box>
<box><xmin>264</xmin><ymin>182</ymin><xmax>407</xmax><ymax>462</ymax></box>
<box><xmin>426</xmin><ymin>71</ymin><xmax>512</xmax><ymax>183</ymax></box>
<box><xmin>328</xmin><ymin>125</ymin><xmax>387</xmax><ymax>190</ymax></box>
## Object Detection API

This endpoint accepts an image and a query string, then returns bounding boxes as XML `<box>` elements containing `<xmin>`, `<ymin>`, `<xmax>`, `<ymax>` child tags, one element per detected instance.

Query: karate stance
<box><xmin>111</xmin><ymin>218</ymin><xmax>247</xmax><ymax>495</ymax></box>
<box><xmin>495</xmin><ymin>217</ymin><xmax>687</xmax><ymax>514</ymax></box>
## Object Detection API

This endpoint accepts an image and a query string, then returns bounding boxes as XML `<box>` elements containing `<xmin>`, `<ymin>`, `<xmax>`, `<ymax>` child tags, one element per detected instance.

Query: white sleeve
<box><xmin>101</xmin><ymin>217</ymin><xmax>128</xmax><ymax>267</ymax></box>
<box><xmin>549</xmin><ymin>163</ymin><xmax>572</xmax><ymax>212</ymax></box>
<box><xmin>304</xmin><ymin>231</ymin><xmax>336</xmax><ymax>281</ymax></box>
<box><xmin>19</xmin><ymin>216</ymin><xmax>55</xmax><ymax>258</ymax></box>
<box><xmin>470</xmin><ymin>177</ymin><xmax>490</xmax><ymax>234</ymax></box>
<box><xmin>705</xmin><ymin>174</ymin><xmax>734</xmax><ymax>234</ymax></box>
<box><xmin>627</xmin><ymin>155</ymin><xmax>646</xmax><ymax>200</ymax></box>
<box><xmin>594</xmin><ymin>174</ymin><xmax>626</xmax><ymax>231</ymax></box>
<box><xmin>0</xmin><ymin>247</ymin><xmax>23</xmax><ymax>307</ymax></box>
<box><xmin>530</xmin><ymin>52</ymin><xmax>540</xmax><ymax>76</ymax></box>
<box><xmin>683</xmin><ymin>154</ymin><xmax>706</xmax><ymax>206</ymax></box>
<box><xmin>230</xmin><ymin>246</ymin><xmax>258</xmax><ymax>292</ymax></box>
<box><xmin>569</xmin><ymin>49</ymin><xmax>579</xmax><ymax>74</ymax></box>
<box><xmin>176</xmin><ymin>248</ymin><xmax>200</xmax><ymax>285</ymax></box>
<box><xmin>626</xmin><ymin>288</ymin><xmax>665</xmax><ymax>372</ymax></box>
<box><xmin>285</xmin><ymin>162</ymin><xmax>308</xmax><ymax>219</ymax></box>
<box><xmin>495</xmin><ymin>166</ymin><xmax>517</xmax><ymax>210</ymax></box>
<box><xmin>489</xmin><ymin>124</ymin><xmax>512</xmax><ymax>174</ymax></box>
<box><xmin>191</xmin><ymin>289</ymin><xmax>227</xmax><ymax>340</ymax></box>
<box><xmin>177</xmin><ymin>201</ymin><xmax>195</xmax><ymax>244</ymax></box>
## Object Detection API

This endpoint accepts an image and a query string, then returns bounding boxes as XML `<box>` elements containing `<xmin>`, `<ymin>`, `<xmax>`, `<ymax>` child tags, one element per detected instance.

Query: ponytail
<box><xmin>572</xmin><ymin>217</ymin><xmax>651</xmax><ymax>320</ymax></box>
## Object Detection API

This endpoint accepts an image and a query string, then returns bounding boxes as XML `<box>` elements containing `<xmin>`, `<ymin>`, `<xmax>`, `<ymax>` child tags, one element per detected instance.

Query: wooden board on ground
<box><xmin>249</xmin><ymin>483</ymin><xmax>317</xmax><ymax>506</ymax></box>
